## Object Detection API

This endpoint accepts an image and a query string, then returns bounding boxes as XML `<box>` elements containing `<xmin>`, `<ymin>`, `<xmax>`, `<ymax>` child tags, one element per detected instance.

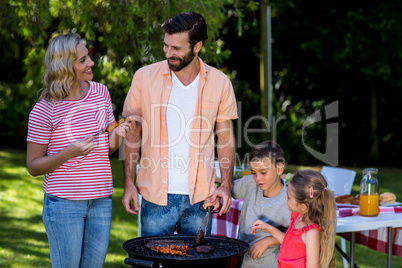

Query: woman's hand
<box><xmin>26</xmin><ymin>135</ymin><xmax>95</xmax><ymax>177</ymax></box>
<box><xmin>114</xmin><ymin>117</ymin><xmax>137</xmax><ymax>137</ymax></box>
<box><xmin>109</xmin><ymin>116</ymin><xmax>141</xmax><ymax>154</ymax></box>
<box><xmin>68</xmin><ymin>135</ymin><xmax>95</xmax><ymax>157</ymax></box>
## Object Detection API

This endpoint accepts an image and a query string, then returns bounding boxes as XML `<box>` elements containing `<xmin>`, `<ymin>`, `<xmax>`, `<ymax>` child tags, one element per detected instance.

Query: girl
<box><xmin>251</xmin><ymin>169</ymin><xmax>336</xmax><ymax>268</ymax></box>
<box><xmin>26</xmin><ymin>34</ymin><xmax>134</xmax><ymax>267</ymax></box>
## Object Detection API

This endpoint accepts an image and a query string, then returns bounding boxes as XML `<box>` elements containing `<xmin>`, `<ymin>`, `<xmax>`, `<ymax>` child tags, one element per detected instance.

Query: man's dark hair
<box><xmin>249</xmin><ymin>140</ymin><xmax>285</xmax><ymax>167</ymax></box>
<box><xmin>161</xmin><ymin>12</ymin><xmax>208</xmax><ymax>47</ymax></box>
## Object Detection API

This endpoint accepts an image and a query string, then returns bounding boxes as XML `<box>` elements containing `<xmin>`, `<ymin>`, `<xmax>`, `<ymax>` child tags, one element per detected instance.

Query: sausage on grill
<box><xmin>145</xmin><ymin>240</ymin><xmax>190</xmax><ymax>256</ymax></box>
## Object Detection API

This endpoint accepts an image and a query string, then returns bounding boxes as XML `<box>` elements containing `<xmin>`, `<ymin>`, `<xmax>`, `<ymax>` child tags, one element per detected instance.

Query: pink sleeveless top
<box><xmin>278</xmin><ymin>212</ymin><xmax>320</xmax><ymax>268</ymax></box>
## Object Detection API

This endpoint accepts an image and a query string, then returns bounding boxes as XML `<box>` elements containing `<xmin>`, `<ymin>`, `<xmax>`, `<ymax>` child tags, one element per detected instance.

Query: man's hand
<box><xmin>214</xmin><ymin>120</ymin><xmax>235</xmax><ymax>215</ymax></box>
<box><xmin>208</xmin><ymin>184</ymin><xmax>232</xmax><ymax>215</ymax></box>
<box><xmin>203</xmin><ymin>196</ymin><xmax>221</xmax><ymax>212</ymax></box>
<box><xmin>122</xmin><ymin>184</ymin><xmax>140</xmax><ymax>214</ymax></box>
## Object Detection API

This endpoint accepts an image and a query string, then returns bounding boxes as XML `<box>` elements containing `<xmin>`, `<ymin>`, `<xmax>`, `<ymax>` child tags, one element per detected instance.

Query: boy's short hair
<box><xmin>249</xmin><ymin>140</ymin><xmax>285</xmax><ymax>167</ymax></box>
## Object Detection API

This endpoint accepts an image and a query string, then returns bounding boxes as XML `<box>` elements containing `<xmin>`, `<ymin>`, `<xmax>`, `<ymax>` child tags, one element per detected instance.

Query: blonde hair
<box><xmin>39</xmin><ymin>34</ymin><xmax>80</xmax><ymax>101</ymax></box>
<box><xmin>289</xmin><ymin>170</ymin><xmax>337</xmax><ymax>268</ymax></box>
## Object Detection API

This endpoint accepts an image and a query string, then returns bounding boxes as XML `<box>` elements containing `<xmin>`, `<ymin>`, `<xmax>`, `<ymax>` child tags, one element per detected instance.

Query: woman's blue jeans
<box><xmin>42</xmin><ymin>193</ymin><xmax>112</xmax><ymax>268</ymax></box>
<box><xmin>140</xmin><ymin>194</ymin><xmax>211</xmax><ymax>236</ymax></box>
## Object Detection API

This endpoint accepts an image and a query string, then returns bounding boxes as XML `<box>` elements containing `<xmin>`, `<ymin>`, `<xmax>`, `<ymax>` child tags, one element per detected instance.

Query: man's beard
<box><xmin>167</xmin><ymin>48</ymin><xmax>196</xmax><ymax>72</ymax></box>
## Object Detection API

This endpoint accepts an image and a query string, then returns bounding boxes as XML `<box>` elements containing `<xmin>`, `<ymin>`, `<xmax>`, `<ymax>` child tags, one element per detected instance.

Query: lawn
<box><xmin>1</xmin><ymin>148</ymin><xmax>401</xmax><ymax>267</ymax></box>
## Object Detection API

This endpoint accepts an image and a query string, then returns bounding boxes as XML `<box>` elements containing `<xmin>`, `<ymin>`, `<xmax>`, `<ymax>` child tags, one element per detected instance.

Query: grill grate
<box><xmin>124</xmin><ymin>235</ymin><xmax>249</xmax><ymax>260</ymax></box>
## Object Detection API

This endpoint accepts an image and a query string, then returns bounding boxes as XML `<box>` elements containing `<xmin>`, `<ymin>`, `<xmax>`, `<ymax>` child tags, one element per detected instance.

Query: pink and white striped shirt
<box><xmin>27</xmin><ymin>81</ymin><xmax>115</xmax><ymax>199</ymax></box>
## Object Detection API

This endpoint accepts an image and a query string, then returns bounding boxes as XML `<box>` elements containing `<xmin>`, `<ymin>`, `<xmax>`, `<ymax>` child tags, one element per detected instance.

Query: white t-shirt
<box><xmin>166</xmin><ymin>72</ymin><xmax>200</xmax><ymax>194</ymax></box>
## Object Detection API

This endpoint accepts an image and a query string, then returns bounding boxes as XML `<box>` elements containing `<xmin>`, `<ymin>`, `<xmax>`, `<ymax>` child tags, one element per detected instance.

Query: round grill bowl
<box><xmin>122</xmin><ymin>235</ymin><xmax>249</xmax><ymax>268</ymax></box>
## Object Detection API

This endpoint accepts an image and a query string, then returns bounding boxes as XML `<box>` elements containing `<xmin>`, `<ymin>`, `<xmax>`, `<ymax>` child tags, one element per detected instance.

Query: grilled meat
<box><xmin>195</xmin><ymin>229</ymin><xmax>205</xmax><ymax>246</ymax></box>
<box><xmin>145</xmin><ymin>240</ymin><xmax>190</xmax><ymax>256</ymax></box>
<box><xmin>195</xmin><ymin>245</ymin><xmax>215</xmax><ymax>254</ymax></box>
<box><xmin>106</xmin><ymin>118</ymin><xmax>126</xmax><ymax>132</ymax></box>
<box><xmin>149</xmin><ymin>247</ymin><xmax>188</xmax><ymax>256</ymax></box>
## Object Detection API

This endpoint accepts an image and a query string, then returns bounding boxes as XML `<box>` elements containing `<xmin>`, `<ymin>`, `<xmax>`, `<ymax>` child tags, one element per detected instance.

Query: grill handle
<box><xmin>124</xmin><ymin>258</ymin><xmax>154</xmax><ymax>268</ymax></box>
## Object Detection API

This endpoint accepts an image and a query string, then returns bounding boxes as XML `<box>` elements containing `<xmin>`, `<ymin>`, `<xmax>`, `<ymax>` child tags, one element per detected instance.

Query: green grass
<box><xmin>0</xmin><ymin>149</ymin><xmax>137</xmax><ymax>267</ymax></box>
<box><xmin>1</xmin><ymin>149</ymin><xmax>401</xmax><ymax>267</ymax></box>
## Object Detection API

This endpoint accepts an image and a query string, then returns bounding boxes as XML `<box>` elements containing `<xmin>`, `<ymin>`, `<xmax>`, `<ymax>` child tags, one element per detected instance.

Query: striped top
<box><xmin>27</xmin><ymin>81</ymin><xmax>115</xmax><ymax>199</ymax></box>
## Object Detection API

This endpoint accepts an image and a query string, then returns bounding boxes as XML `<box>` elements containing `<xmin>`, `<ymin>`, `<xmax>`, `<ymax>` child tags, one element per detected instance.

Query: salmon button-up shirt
<box><xmin>123</xmin><ymin>58</ymin><xmax>238</xmax><ymax>205</ymax></box>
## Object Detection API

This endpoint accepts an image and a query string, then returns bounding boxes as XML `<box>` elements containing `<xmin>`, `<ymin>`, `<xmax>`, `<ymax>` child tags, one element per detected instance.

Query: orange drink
<box><xmin>242</xmin><ymin>170</ymin><xmax>252</xmax><ymax>177</ymax></box>
<box><xmin>360</xmin><ymin>194</ymin><xmax>379</xmax><ymax>216</ymax></box>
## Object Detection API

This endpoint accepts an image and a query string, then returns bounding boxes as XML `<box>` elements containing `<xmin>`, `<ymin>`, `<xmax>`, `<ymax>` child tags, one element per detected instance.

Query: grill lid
<box><xmin>123</xmin><ymin>235</ymin><xmax>249</xmax><ymax>261</ymax></box>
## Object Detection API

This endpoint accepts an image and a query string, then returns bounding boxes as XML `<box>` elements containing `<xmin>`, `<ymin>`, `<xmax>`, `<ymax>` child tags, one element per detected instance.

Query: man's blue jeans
<box><xmin>140</xmin><ymin>194</ymin><xmax>211</xmax><ymax>236</ymax></box>
<box><xmin>42</xmin><ymin>193</ymin><xmax>112</xmax><ymax>268</ymax></box>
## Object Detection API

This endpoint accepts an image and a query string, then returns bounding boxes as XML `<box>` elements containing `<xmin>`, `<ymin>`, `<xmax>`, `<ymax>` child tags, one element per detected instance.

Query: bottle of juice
<box><xmin>360</xmin><ymin>168</ymin><xmax>379</xmax><ymax>217</ymax></box>
<box><xmin>242</xmin><ymin>163</ymin><xmax>252</xmax><ymax>177</ymax></box>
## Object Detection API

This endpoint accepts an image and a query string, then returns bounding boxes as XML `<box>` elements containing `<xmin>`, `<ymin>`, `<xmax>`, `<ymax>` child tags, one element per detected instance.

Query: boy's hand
<box><xmin>248</xmin><ymin>239</ymin><xmax>270</xmax><ymax>260</ymax></box>
<box><xmin>251</xmin><ymin>220</ymin><xmax>271</xmax><ymax>234</ymax></box>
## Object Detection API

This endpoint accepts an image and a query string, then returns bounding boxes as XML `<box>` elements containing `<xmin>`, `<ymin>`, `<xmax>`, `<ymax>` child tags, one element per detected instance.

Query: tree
<box><xmin>220</xmin><ymin>0</ymin><xmax>402</xmax><ymax>165</ymax></box>
<box><xmin>2</xmin><ymin>0</ymin><xmax>402</xmax><ymax>166</ymax></box>
<box><xmin>0</xmin><ymin>0</ymin><xmax>234</xmax><ymax>147</ymax></box>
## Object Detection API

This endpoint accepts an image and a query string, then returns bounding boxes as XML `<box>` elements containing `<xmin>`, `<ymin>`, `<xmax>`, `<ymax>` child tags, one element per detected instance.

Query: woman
<box><xmin>26</xmin><ymin>34</ymin><xmax>133</xmax><ymax>267</ymax></box>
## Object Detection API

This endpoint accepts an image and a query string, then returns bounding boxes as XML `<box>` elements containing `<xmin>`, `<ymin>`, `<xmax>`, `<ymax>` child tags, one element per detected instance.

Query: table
<box><xmin>211</xmin><ymin>200</ymin><xmax>402</xmax><ymax>268</ymax></box>
<box><xmin>337</xmin><ymin>212</ymin><xmax>402</xmax><ymax>268</ymax></box>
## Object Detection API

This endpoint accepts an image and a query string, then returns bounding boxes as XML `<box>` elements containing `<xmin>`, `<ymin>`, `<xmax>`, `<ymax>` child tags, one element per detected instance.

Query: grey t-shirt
<box><xmin>232</xmin><ymin>175</ymin><xmax>291</xmax><ymax>268</ymax></box>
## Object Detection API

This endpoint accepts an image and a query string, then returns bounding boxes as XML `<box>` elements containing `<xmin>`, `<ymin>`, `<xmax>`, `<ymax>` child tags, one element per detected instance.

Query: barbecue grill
<box><xmin>123</xmin><ymin>235</ymin><xmax>250</xmax><ymax>268</ymax></box>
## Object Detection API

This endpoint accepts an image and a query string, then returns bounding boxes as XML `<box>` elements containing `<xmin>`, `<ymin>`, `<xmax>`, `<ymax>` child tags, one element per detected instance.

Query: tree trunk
<box><xmin>260</xmin><ymin>0</ymin><xmax>271</xmax><ymax>140</ymax></box>
<box><xmin>370</xmin><ymin>86</ymin><xmax>379</xmax><ymax>159</ymax></box>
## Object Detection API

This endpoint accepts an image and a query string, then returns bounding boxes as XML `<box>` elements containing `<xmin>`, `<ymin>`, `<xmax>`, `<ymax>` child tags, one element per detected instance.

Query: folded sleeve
<box><xmin>26</xmin><ymin>101</ymin><xmax>52</xmax><ymax>145</ymax></box>
<box><xmin>122</xmin><ymin>70</ymin><xmax>143</xmax><ymax>119</ymax></box>
<box><xmin>216</xmin><ymin>76</ymin><xmax>238</xmax><ymax>122</ymax></box>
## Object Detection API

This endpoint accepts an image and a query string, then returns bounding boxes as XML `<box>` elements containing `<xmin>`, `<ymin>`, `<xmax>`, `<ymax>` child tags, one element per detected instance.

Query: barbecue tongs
<box><xmin>195</xmin><ymin>201</ymin><xmax>221</xmax><ymax>246</ymax></box>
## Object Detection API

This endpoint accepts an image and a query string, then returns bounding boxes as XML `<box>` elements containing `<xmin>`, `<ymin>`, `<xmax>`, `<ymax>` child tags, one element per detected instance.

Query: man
<box><xmin>122</xmin><ymin>12</ymin><xmax>238</xmax><ymax>236</ymax></box>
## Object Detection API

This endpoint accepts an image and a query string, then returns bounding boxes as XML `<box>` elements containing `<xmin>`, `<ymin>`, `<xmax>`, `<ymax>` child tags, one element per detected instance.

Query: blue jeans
<box><xmin>141</xmin><ymin>194</ymin><xmax>211</xmax><ymax>236</ymax></box>
<box><xmin>42</xmin><ymin>193</ymin><xmax>112</xmax><ymax>268</ymax></box>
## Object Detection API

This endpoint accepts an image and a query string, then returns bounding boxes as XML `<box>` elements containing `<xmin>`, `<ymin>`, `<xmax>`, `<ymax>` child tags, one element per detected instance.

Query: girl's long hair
<box><xmin>39</xmin><ymin>34</ymin><xmax>80</xmax><ymax>101</ymax></box>
<box><xmin>289</xmin><ymin>170</ymin><xmax>337</xmax><ymax>268</ymax></box>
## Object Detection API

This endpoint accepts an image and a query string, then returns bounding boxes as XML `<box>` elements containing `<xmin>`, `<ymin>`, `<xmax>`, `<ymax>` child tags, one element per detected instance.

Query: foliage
<box><xmin>219</xmin><ymin>0</ymin><xmax>402</xmax><ymax>166</ymax></box>
<box><xmin>272</xmin><ymin>1</ymin><xmax>402</xmax><ymax>165</ymax></box>
<box><xmin>2</xmin><ymin>0</ymin><xmax>402</xmax><ymax>166</ymax></box>
<box><xmin>0</xmin><ymin>0</ymin><xmax>234</xmax><ymax>147</ymax></box>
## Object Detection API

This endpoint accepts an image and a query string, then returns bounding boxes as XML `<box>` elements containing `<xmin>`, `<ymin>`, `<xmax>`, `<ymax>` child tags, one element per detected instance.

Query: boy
<box><xmin>233</xmin><ymin>140</ymin><xmax>291</xmax><ymax>268</ymax></box>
